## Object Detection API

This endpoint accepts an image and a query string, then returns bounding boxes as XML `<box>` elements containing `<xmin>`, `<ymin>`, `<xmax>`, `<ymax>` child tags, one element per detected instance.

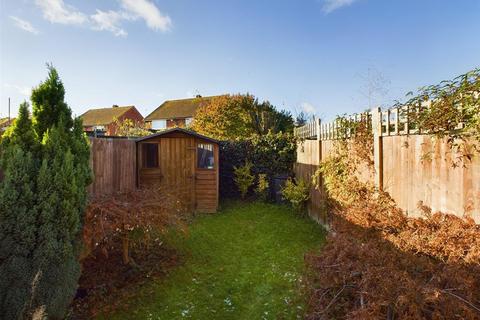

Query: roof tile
<box><xmin>145</xmin><ymin>96</ymin><xmax>223</xmax><ymax>121</ymax></box>
<box><xmin>80</xmin><ymin>106</ymin><xmax>135</xmax><ymax>126</ymax></box>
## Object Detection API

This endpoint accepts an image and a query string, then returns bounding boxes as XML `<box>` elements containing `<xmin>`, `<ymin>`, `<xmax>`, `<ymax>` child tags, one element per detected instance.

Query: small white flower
<box><xmin>224</xmin><ymin>297</ymin><xmax>232</xmax><ymax>306</ymax></box>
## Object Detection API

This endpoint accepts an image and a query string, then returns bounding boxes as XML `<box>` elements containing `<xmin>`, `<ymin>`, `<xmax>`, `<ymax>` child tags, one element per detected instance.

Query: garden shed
<box><xmin>136</xmin><ymin>128</ymin><xmax>219</xmax><ymax>213</ymax></box>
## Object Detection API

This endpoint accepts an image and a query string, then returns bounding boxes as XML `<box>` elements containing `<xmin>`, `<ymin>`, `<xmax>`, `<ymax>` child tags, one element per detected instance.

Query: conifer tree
<box><xmin>0</xmin><ymin>66</ymin><xmax>91</xmax><ymax>319</ymax></box>
<box><xmin>31</xmin><ymin>125</ymin><xmax>89</xmax><ymax>318</ymax></box>
<box><xmin>31</xmin><ymin>64</ymin><xmax>73</xmax><ymax>139</ymax></box>
<box><xmin>0</xmin><ymin>103</ymin><xmax>39</xmax><ymax>319</ymax></box>
<box><xmin>1</xmin><ymin>102</ymin><xmax>36</xmax><ymax>151</ymax></box>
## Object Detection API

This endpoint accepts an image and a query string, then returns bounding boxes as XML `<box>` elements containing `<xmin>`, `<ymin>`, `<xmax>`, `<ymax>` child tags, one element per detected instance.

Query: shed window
<box><xmin>197</xmin><ymin>143</ymin><xmax>214</xmax><ymax>169</ymax></box>
<box><xmin>142</xmin><ymin>143</ymin><xmax>159</xmax><ymax>168</ymax></box>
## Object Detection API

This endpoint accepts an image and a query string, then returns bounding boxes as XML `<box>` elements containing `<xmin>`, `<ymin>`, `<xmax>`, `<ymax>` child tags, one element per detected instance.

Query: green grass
<box><xmin>102</xmin><ymin>201</ymin><xmax>326</xmax><ymax>320</ymax></box>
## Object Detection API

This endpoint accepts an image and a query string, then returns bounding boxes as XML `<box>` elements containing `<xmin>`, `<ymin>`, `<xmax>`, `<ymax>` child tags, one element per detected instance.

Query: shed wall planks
<box><xmin>136</xmin><ymin>132</ymin><xmax>219</xmax><ymax>213</ymax></box>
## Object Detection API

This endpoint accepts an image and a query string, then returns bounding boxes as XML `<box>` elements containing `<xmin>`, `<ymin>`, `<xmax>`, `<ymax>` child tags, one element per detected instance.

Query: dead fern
<box><xmin>306</xmin><ymin>120</ymin><xmax>480</xmax><ymax>319</ymax></box>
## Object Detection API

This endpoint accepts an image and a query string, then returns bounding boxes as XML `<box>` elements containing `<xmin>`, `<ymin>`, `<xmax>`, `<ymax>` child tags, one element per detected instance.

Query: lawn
<box><xmin>100</xmin><ymin>201</ymin><xmax>326</xmax><ymax>320</ymax></box>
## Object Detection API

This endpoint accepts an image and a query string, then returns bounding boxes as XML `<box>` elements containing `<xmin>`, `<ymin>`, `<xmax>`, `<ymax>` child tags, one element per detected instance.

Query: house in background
<box><xmin>145</xmin><ymin>95</ymin><xmax>220</xmax><ymax>130</ymax></box>
<box><xmin>0</xmin><ymin>117</ymin><xmax>15</xmax><ymax>135</ymax></box>
<box><xmin>81</xmin><ymin>105</ymin><xmax>144</xmax><ymax>136</ymax></box>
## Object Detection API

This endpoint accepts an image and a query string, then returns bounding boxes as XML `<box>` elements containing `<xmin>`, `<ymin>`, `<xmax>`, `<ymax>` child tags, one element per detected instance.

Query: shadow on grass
<box><xmin>73</xmin><ymin>201</ymin><xmax>327</xmax><ymax>320</ymax></box>
<box><xmin>303</xmin><ymin>212</ymin><xmax>480</xmax><ymax>319</ymax></box>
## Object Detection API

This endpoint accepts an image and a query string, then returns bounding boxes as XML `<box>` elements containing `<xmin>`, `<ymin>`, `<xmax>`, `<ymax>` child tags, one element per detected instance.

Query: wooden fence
<box><xmin>88</xmin><ymin>137</ymin><xmax>137</xmax><ymax>196</ymax></box>
<box><xmin>294</xmin><ymin>108</ymin><xmax>480</xmax><ymax>224</ymax></box>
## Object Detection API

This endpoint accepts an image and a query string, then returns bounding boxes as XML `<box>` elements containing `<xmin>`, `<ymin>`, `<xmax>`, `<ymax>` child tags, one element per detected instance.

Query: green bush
<box><xmin>255</xmin><ymin>173</ymin><xmax>269</xmax><ymax>201</ymax></box>
<box><xmin>0</xmin><ymin>66</ymin><xmax>91</xmax><ymax>319</ymax></box>
<box><xmin>234</xmin><ymin>161</ymin><xmax>255</xmax><ymax>199</ymax></box>
<box><xmin>282</xmin><ymin>178</ymin><xmax>310</xmax><ymax>214</ymax></box>
<box><xmin>219</xmin><ymin>132</ymin><xmax>297</xmax><ymax>199</ymax></box>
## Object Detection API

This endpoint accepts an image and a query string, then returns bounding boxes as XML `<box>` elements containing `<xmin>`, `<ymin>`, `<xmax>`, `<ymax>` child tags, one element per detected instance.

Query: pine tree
<box><xmin>0</xmin><ymin>66</ymin><xmax>91</xmax><ymax>319</ymax></box>
<box><xmin>30</xmin><ymin>68</ymin><xmax>91</xmax><ymax>319</ymax></box>
<box><xmin>0</xmin><ymin>102</ymin><xmax>39</xmax><ymax>318</ymax></box>
<box><xmin>32</xmin><ymin>127</ymin><xmax>84</xmax><ymax>318</ymax></box>
<box><xmin>31</xmin><ymin>64</ymin><xmax>73</xmax><ymax>139</ymax></box>
<box><xmin>1</xmin><ymin>102</ymin><xmax>36</xmax><ymax>150</ymax></box>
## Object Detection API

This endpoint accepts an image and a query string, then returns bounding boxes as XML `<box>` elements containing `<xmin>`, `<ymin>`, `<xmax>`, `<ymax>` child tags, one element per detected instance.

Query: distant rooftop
<box><xmin>80</xmin><ymin>105</ymin><xmax>136</xmax><ymax>126</ymax></box>
<box><xmin>145</xmin><ymin>95</ymin><xmax>224</xmax><ymax>121</ymax></box>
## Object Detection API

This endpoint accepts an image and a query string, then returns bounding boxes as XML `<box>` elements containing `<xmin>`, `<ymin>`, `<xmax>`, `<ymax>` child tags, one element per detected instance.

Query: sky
<box><xmin>0</xmin><ymin>0</ymin><xmax>479</xmax><ymax>121</ymax></box>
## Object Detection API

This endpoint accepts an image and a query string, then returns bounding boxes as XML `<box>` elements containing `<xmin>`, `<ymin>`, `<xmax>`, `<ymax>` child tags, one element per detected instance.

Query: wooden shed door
<box><xmin>159</xmin><ymin>137</ymin><xmax>196</xmax><ymax>211</ymax></box>
<box><xmin>195</xmin><ymin>142</ymin><xmax>219</xmax><ymax>213</ymax></box>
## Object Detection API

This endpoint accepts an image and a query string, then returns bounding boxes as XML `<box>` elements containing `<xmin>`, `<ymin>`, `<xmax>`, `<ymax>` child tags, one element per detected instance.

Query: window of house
<box><xmin>197</xmin><ymin>143</ymin><xmax>214</xmax><ymax>169</ymax></box>
<box><xmin>151</xmin><ymin>119</ymin><xmax>167</xmax><ymax>130</ymax></box>
<box><xmin>185</xmin><ymin>117</ymin><xmax>193</xmax><ymax>126</ymax></box>
<box><xmin>142</xmin><ymin>143</ymin><xmax>159</xmax><ymax>168</ymax></box>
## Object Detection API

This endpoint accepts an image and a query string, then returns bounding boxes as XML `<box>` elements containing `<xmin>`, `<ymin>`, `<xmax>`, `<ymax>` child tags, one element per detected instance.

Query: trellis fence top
<box><xmin>293</xmin><ymin>103</ymin><xmax>468</xmax><ymax>141</ymax></box>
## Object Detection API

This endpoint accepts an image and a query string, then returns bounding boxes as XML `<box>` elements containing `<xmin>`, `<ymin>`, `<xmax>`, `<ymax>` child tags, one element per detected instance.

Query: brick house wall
<box><xmin>106</xmin><ymin>107</ymin><xmax>144</xmax><ymax>135</ymax></box>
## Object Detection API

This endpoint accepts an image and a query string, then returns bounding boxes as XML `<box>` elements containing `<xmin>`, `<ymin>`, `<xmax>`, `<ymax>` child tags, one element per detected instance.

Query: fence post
<box><xmin>317</xmin><ymin>118</ymin><xmax>322</xmax><ymax>163</ymax></box>
<box><xmin>371</xmin><ymin>107</ymin><xmax>383</xmax><ymax>190</ymax></box>
<box><xmin>316</xmin><ymin>118</ymin><xmax>321</xmax><ymax>142</ymax></box>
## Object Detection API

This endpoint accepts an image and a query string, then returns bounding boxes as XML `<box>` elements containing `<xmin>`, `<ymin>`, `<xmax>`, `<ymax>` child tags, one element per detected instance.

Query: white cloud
<box><xmin>4</xmin><ymin>83</ymin><xmax>31</xmax><ymax>97</ymax></box>
<box><xmin>90</xmin><ymin>10</ymin><xmax>128</xmax><ymax>37</ymax></box>
<box><xmin>34</xmin><ymin>0</ymin><xmax>172</xmax><ymax>36</ymax></box>
<box><xmin>120</xmin><ymin>0</ymin><xmax>172</xmax><ymax>32</ymax></box>
<box><xmin>322</xmin><ymin>0</ymin><xmax>358</xmax><ymax>13</ymax></box>
<box><xmin>35</xmin><ymin>0</ymin><xmax>87</xmax><ymax>25</ymax></box>
<box><xmin>10</xmin><ymin>16</ymin><xmax>40</xmax><ymax>34</ymax></box>
<box><xmin>301</xmin><ymin>102</ymin><xmax>316</xmax><ymax>114</ymax></box>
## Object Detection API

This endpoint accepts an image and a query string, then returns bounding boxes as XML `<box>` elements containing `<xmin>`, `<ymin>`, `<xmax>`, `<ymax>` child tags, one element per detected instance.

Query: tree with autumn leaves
<box><xmin>191</xmin><ymin>94</ymin><xmax>294</xmax><ymax>140</ymax></box>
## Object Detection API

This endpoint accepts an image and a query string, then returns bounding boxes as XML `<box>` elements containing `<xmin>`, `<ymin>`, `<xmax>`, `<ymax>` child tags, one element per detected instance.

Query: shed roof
<box><xmin>145</xmin><ymin>95</ymin><xmax>223</xmax><ymax>121</ymax></box>
<box><xmin>136</xmin><ymin>127</ymin><xmax>219</xmax><ymax>144</ymax></box>
<box><xmin>80</xmin><ymin>106</ymin><xmax>137</xmax><ymax>126</ymax></box>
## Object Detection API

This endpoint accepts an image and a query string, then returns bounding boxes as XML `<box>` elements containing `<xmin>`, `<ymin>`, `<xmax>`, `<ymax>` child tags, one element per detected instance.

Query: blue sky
<box><xmin>1</xmin><ymin>0</ymin><xmax>479</xmax><ymax>120</ymax></box>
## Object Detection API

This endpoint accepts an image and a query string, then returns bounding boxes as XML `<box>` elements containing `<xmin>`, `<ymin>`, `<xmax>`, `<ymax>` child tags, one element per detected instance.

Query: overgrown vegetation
<box><xmin>191</xmin><ymin>94</ymin><xmax>294</xmax><ymax>140</ymax></box>
<box><xmin>255</xmin><ymin>173</ymin><xmax>269</xmax><ymax>201</ymax></box>
<box><xmin>83</xmin><ymin>186</ymin><xmax>189</xmax><ymax>265</ymax></box>
<box><xmin>281</xmin><ymin>178</ymin><xmax>310</xmax><ymax>214</ymax></box>
<box><xmin>0</xmin><ymin>65</ymin><xmax>91</xmax><ymax>319</ymax></box>
<box><xmin>220</xmin><ymin>132</ymin><xmax>297</xmax><ymax>199</ymax></box>
<box><xmin>304</xmin><ymin>69</ymin><xmax>480</xmax><ymax>319</ymax></box>
<box><xmin>400</xmin><ymin>68</ymin><xmax>480</xmax><ymax>164</ymax></box>
<box><xmin>233</xmin><ymin>161</ymin><xmax>255</xmax><ymax>199</ymax></box>
<box><xmin>72</xmin><ymin>187</ymin><xmax>189</xmax><ymax>318</ymax></box>
<box><xmin>112</xmin><ymin>117</ymin><xmax>151</xmax><ymax>137</ymax></box>
<box><xmin>402</xmin><ymin>68</ymin><xmax>479</xmax><ymax>138</ymax></box>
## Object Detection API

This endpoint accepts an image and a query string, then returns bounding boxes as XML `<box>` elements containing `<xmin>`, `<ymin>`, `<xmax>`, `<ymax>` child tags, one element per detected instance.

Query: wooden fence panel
<box><xmin>295</xmin><ymin>133</ymin><xmax>480</xmax><ymax>224</ymax></box>
<box><xmin>295</xmin><ymin>105</ymin><xmax>480</xmax><ymax>223</ymax></box>
<box><xmin>295</xmin><ymin>138</ymin><xmax>374</xmax><ymax>225</ymax></box>
<box><xmin>295</xmin><ymin>140</ymin><xmax>327</xmax><ymax>224</ymax></box>
<box><xmin>382</xmin><ymin>135</ymin><xmax>480</xmax><ymax>221</ymax></box>
<box><xmin>88</xmin><ymin>138</ymin><xmax>136</xmax><ymax>196</ymax></box>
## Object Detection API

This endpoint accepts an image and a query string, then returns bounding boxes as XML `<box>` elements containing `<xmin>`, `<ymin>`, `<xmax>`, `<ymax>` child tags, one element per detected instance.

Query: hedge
<box><xmin>219</xmin><ymin>132</ymin><xmax>297</xmax><ymax>199</ymax></box>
